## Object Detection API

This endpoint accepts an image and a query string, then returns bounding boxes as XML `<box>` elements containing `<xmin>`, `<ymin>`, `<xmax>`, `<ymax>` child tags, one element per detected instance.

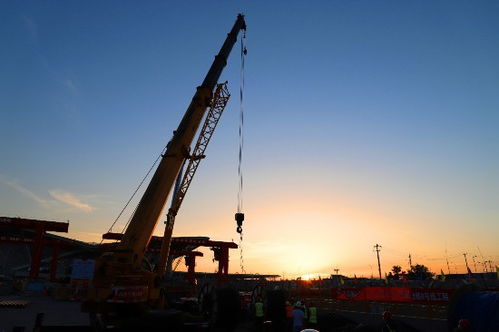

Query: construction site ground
<box><xmin>0</xmin><ymin>294</ymin><xmax>448</xmax><ymax>331</ymax></box>
<box><xmin>0</xmin><ymin>295</ymin><xmax>89</xmax><ymax>331</ymax></box>
<box><xmin>0</xmin><ymin>295</ymin><xmax>262</xmax><ymax>331</ymax></box>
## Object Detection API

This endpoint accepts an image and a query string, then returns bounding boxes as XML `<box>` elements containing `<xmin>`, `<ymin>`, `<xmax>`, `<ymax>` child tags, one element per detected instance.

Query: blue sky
<box><xmin>1</xmin><ymin>1</ymin><xmax>498</xmax><ymax>277</ymax></box>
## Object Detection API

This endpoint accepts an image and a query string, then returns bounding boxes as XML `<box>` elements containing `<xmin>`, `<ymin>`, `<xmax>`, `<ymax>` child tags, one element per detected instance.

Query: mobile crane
<box><xmin>82</xmin><ymin>14</ymin><xmax>246</xmax><ymax>325</ymax></box>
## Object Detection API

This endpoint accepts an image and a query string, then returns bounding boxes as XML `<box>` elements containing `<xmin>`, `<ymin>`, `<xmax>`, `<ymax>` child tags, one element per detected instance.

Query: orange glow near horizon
<box><xmin>300</xmin><ymin>274</ymin><xmax>317</xmax><ymax>281</ymax></box>
<box><xmin>57</xmin><ymin>170</ymin><xmax>498</xmax><ymax>280</ymax></box>
<box><xmin>67</xmin><ymin>184</ymin><xmax>498</xmax><ymax>279</ymax></box>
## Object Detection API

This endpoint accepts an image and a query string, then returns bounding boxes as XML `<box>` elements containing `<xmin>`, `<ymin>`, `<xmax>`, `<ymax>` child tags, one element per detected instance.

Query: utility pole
<box><xmin>408</xmin><ymin>253</ymin><xmax>412</xmax><ymax>268</ymax></box>
<box><xmin>477</xmin><ymin>246</ymin><xmax>487</xmax><ymax>272</ymax></box>
<box><xmin>472</xmin><ymin>255</ymin><xmax>478</xmax><ymax>273</ymax></box>
<box><xmin>374</xmin><ymin>244</ymin><xmax>382</xmax><ymax>279</ymax></box>
<box><xmin>445</xmin><ymin>249</ymin><xmax>451</xmax><ymax>274</ymax></box>
<box><xmin>486</xmin><ymin>260</ymin><xmax>493</xmax><ymax>272</ymax></box>
<box><xmin>463</xmin><ymin>253</ymin><xmax>470</xmax><ymax>272</ymax></box>
<box><xmin>481</xmin><ymin>261</ymin><xmax>488</xmax><ymax>273</ymax></box>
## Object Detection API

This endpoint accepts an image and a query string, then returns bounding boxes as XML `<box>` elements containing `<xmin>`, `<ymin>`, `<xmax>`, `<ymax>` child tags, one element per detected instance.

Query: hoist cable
<box><xmin>238</xmin><ymin>30</ymin><xmax>247</xmax><ymax>274</ymax></box>
<box><xmin>237</xmin><ymin>32</ymin><xmax>245</xmax><ymax>214</ymax></box>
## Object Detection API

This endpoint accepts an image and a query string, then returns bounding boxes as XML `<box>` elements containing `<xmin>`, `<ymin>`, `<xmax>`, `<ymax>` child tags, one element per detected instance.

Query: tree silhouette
<box><xmin>391</xmin><ymin>265</ymin><xmax>402</xmax><ymax>279</ymax></box>
<box><xmin>407</xmin><ymin>264</ymin><xmax>434</xmax><ymax>280</ymax></box>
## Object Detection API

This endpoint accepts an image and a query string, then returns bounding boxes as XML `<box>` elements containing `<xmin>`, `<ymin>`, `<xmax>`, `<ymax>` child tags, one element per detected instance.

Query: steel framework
<box><xmin>168</xmin><ymin>81</ymin><xmax>231</xmax><ymax>224</ymax></box>
<box><xmin>155</xmin><ymin>82</ymin><xmax>231</xmax><ymax>274</ymax></box>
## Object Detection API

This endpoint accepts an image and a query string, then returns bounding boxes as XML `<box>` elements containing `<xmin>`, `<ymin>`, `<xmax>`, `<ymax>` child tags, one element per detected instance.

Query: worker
<box><xmin>302</xmin><ymin>300</ymin><xmax>308</xmax><ymax>321</ymax></box>
<box><xmin>308</xmin><ymin>302</ymin><xmax>318</xmax><ymax>329</ymax></box>
<box><xmin>285</xmin><ymin>300</ymin><xmax>294</xmax><ymax>331</ymax></box>
<box><xmin>254</xmin><ymin>297</ymin><xmax>265</xmax><ymax>330</ymax></box>
<box><xmin>292</xmin><ymin>301</ymin><xmax>305</xmax><ymax>332</ymax></box>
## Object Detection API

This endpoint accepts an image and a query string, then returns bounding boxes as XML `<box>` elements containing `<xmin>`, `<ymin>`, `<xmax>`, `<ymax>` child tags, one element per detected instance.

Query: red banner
<box><xmin>332</xmin><ymin>287</ymin><xmax>453</xmax><ymax>304</ymax></box>
<box><xmin>410</xmin><ymin>288</ymin><xmax>453</xmax><ymax>304</ymax></box>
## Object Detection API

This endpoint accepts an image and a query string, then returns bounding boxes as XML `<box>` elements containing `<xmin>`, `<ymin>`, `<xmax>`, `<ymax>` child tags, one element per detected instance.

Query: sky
<box><xmin>1</xmin><ymin>1</ymin><xmax>498</xmax><ymax>279</ymax></box>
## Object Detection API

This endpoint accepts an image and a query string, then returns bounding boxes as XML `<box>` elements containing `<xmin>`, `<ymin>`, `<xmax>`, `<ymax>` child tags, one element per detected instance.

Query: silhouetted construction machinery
<box><xmin>82</xmin><ymin>14</ymin><xmax>247</xmax><ymax>330</ymax></box>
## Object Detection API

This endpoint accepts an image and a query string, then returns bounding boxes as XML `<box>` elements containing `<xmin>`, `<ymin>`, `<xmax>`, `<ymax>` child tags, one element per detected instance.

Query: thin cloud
<box><xmin>2</xmin><ymin>178</ymin><xmax>51</xmax><ymax>209</ymax></box>
<box><xmin>49</xmin><ymin>190</ymin><xmax>94</xmax><ymax>212</ymax></box>
<box><xmin>1</xmin><ymin>174</ymin><xmax>95</xmax><ymax>213</ymax></box>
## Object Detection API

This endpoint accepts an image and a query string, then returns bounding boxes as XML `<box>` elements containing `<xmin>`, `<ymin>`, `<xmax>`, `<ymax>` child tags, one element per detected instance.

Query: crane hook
<box><xmin>235</xmin><ymin>212</ymin><xmax>244</xmax><ymax>233</ymax></box>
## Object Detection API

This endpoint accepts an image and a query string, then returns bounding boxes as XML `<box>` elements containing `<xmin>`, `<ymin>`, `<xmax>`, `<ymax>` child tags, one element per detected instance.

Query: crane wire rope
<box><xmin>238</xmin><ymin>30</ymin><xmax>247</xmax><ymax>274</ymax></box>
<box><xmin>100</xmin><ymin>145</ymin><xmax>167</xmax><ymax>243</ymax></box>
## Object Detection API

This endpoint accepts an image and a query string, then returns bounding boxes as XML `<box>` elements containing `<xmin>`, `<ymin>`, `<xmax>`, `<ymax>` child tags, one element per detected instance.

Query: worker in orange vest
<box><xmin>285</xmin><ymin>300</ymin><xmax>293</xmax><ymax>331</ymax></box>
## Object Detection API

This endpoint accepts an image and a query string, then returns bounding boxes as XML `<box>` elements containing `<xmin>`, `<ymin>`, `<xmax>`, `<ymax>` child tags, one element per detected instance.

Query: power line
<box><xmin>445</xmin><ymin>248</ymin><xmax>451</xmax><ymax>274</ymax></box>
<box><xmin>477</xmin><ymin>246</ymin><xmax>488</xmax><ymax>272</ymax></box>
<box><xmin>472</xmin><ymin>255</ymin><xmax>478</xmax><ymax>273</ymax></box>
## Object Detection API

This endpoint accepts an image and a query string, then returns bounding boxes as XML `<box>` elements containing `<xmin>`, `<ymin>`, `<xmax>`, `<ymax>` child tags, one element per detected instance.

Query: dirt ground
<box><xmin>0</xmin><ymin>295</ymin><xmax>90</xmax><ymax>331</ymax></box>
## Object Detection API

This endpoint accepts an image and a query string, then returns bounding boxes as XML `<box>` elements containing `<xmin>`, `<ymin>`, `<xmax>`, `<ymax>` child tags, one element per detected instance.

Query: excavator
<box><xmin>82</xmin><ymin>14</ymin><xmax>246</xmax><ymax>330</ymax></box>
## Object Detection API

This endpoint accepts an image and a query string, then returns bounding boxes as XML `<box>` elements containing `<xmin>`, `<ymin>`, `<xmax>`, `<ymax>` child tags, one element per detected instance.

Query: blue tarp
<box><xmin>454</xmin><ymin>291</ymin><xmax>499</xmax><ymax>331</ymax></box>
